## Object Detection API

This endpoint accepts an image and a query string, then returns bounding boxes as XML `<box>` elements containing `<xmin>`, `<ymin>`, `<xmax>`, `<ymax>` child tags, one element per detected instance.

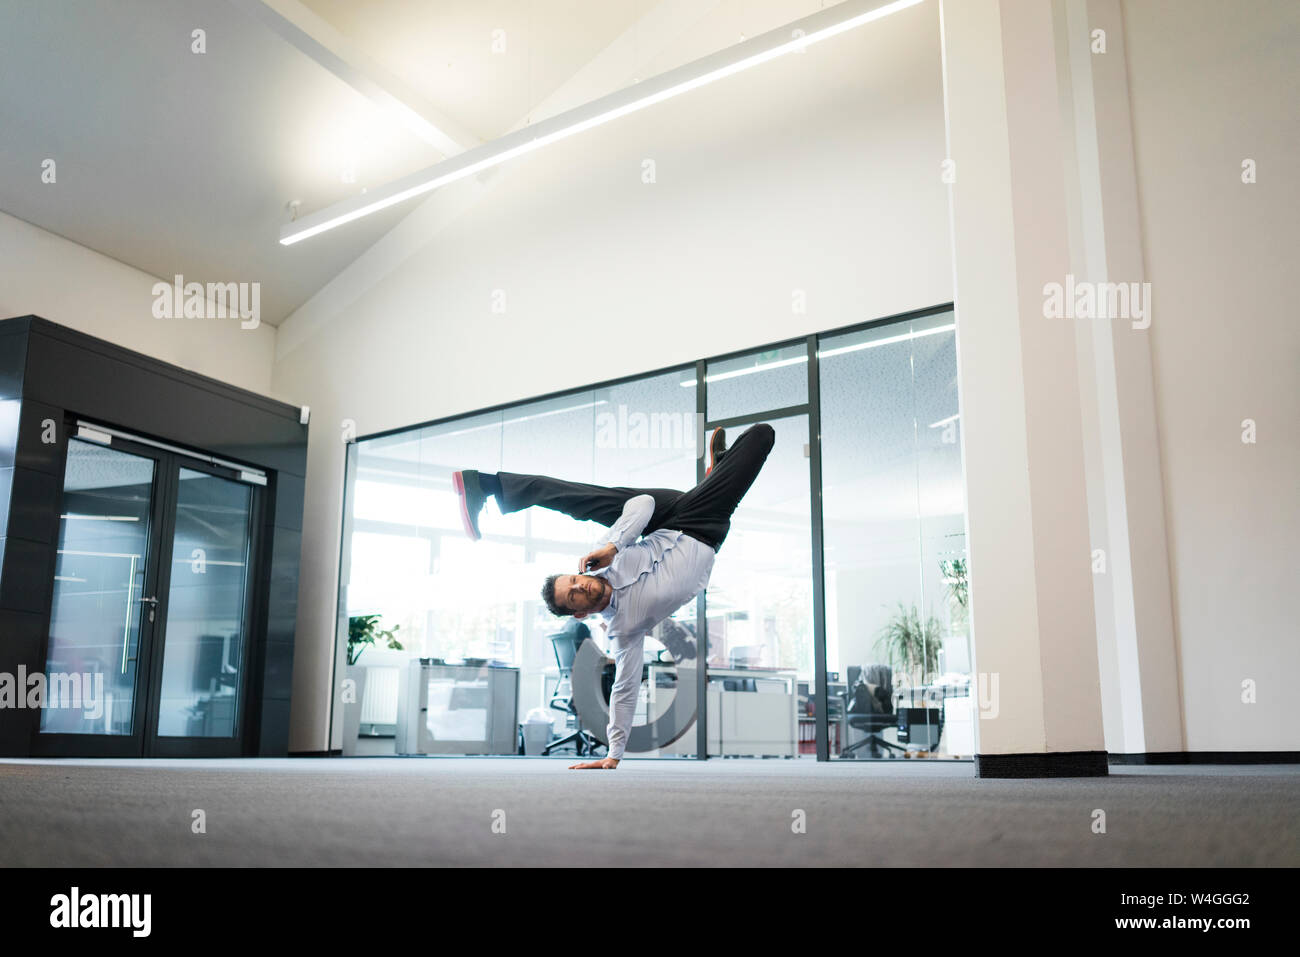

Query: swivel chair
<box><xmin>541</xmin><ymin>620</ymin><xmax>606</xmax><ymax>756</ymax></box>
<box><xmin>841</xmin><ymin>663</ymin><xmax>907</xmax><ymax>758</ymax></box>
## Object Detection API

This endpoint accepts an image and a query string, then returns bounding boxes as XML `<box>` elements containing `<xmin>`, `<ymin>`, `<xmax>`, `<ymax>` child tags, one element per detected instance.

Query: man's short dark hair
<box><xmin>541</xmin><ymin>574</ymin><xmax>570</xmax><ymax>617</ymax></box>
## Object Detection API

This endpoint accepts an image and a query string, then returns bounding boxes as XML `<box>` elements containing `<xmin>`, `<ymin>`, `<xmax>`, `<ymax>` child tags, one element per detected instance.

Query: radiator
<box><xmin>361</xmin><ymin>666</ymin><xmax>400</xmax><ymax>725</ymax></box>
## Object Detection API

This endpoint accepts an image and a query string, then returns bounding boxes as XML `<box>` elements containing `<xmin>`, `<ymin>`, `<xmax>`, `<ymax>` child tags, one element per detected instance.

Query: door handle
<box><xmin>138</xmin><ymin>596</ymin><xmax>158</xmax><ymax>623</ymax></box>
<box><xmin>122</xmin><ymin>557</ymin><xmax>139</xmax><ymax>674</ymax></box>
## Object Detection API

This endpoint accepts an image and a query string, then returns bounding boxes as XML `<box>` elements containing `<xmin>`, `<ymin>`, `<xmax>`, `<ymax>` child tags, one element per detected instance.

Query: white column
<box><xmin>941</xmin><ymin>0</ymin><xmax>1107</xmax><ymax>771</ymax></box>
<box><xmin>1059</xmin><ymin>0</ymin><xmax>1183</xmax><ymax>755</ymax></box>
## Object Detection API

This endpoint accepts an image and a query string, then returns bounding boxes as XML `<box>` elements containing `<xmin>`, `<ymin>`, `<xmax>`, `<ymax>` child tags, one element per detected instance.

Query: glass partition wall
<box><xmin>336</xmin><ymin>305</ymin><xmax>969</xmax><ymax>761</ymax></box>
<box><xmin>819</xmin><ymin>312</ymin><xmax>971</xmax><ymax>759</ymax></box>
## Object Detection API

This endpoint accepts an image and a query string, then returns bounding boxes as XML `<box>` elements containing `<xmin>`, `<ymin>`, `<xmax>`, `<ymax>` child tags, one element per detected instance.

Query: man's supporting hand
<box><xmin>578</xmin><ymin>543</ymin><xmax>617</xmax><ymax>573</ymax></box>
<box><xmin>569</xmin><ymin>757</ymin><xmax>620</xmax><ymax>769</ymax></box>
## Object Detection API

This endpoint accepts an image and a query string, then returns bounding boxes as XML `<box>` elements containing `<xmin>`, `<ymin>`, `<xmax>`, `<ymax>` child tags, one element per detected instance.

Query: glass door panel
<box><xmin>819</xmin><ymin>313</ymin><xmax>968</xmax><ymax>759</ymax></box>
<box><xmin>700</xmin><ymin>416</ymin><xmax>812</xmax><ymax>758</ymax></box>
<box><xmin>154</xmin><ymin>468</ymin><xmax>254</xmax><ymax>739</ymax></box>
<box><xmin>37</xmin><ymin>429</ymin><xmax>263</xmax><ymax>757</ymax></box>
<box><xmin>40</xmin><ymin>438</ymin><xmax>160</xmax><ymax>739</ymax></box>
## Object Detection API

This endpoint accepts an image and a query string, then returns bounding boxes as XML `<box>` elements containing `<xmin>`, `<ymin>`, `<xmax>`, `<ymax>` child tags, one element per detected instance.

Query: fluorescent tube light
<box><xmin>281</xmin><ymin>0</ymin><xmax>924</xmax><ymax>245</ymax></box>
<box><xmin>679</xmin><ymin>322</ymin><xmax>956</xmax><ymax>387</ymax></box>
<box><xmin>360</xmin><ymin>399</ymin><xmax>611</xmax><ymax>462</ymax></box>
<box><xmin>60</xmin><ymin>514</ymin><xmax>141</xmax><ymax>522</ymax></box>
<box><xmin>439</xmin><ymin>399</ymin><xmax>611</xmax><ymax>437</ymax></box>
<box><xmin>818</xmin><ymin>322</ymin><xmax>955</xmax><ymax>359</ymax></box>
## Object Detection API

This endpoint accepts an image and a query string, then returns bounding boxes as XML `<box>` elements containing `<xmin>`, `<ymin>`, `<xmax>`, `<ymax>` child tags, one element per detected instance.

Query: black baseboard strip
<box><xmin>974</xmin><ymin>751</ymin><xmax>1109</xmax><ymax>777</ymax></box>
<box><xmin>1109</xmin><ymin>751</ymin><xmax>1300</xmax><ymax>765</ymax></box>
<box><xmin>287</xmin><ymin>749</ymin><xmax>1299</xmax><ymax>766</ymax></box>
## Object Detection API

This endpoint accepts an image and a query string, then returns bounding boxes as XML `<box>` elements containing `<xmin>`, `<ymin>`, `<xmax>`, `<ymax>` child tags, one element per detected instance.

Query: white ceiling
<box><xmin>299</xmin><ymin>0</ymin><xmax>647</xmax><ymax>142</ymax></box>
<box><xmin>0</xmin><ymin>0</ymin><xmax>833</xmax><ymax>325</ymax></box>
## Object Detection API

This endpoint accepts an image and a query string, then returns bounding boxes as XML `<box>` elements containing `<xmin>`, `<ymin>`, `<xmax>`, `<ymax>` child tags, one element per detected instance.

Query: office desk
<box><xmin>655</xmin><ymin>665</ymin><xmax>798</xmax><ymax>757</ymax></box>
<box><xmin>539</xmin><ymin>667</ymin><xmax>562</xmax><ymax>710</ymax></box>
<box><xmin>891</xmin><ymin>683</ymin><xmax>974</xmax><ymax>756</ymax></box>
<box><xmin>395</xmin><ymin>660</ymin><xmax>519</xmax><ymax>754</ymax></box>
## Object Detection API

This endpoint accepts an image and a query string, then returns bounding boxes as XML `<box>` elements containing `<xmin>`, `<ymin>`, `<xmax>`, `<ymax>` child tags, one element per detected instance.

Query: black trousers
<box><xmin>494</xmin><ymin>423</ymin><xmax>776</xmax><ymax>551</ymax></box>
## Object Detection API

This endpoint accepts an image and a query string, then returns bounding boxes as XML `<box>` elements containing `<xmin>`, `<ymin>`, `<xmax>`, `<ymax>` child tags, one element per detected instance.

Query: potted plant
<box><xmin>342</xmin><ymin>615</ymin><xmax>403</xmax><ymax>755</ymax></box>
<box><xmin>348</xmin><ymin>614</ymin><xmax>402</xmax><ymax>665</ymax></box>
<box><xmin>873</xmin><ymin>602</ymin><xmax>942</xmax><ymax>688</ymax></box>
<box><xmin>874</xmin><ymin>603</ymin><xmax>944</xmax><ymax>755</ymax></box>
<box><xmin>940</xmin><ymin>557</ymin><xmax>969</xmax><ymax>635</ymax></box>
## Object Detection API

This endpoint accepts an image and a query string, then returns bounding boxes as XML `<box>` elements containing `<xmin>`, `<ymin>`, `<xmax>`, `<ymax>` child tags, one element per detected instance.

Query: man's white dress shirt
<box><xmin>589</xmin><ymin>495</ymin><xmax>714</xmax><ymax>760</ymax></box>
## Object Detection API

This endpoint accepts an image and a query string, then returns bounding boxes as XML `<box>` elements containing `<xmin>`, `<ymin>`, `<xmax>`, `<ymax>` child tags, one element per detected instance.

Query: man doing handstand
<box><xmin>451</xmin><ymin>423</ymin><xmax>776</xmax><ymax>769</ymax></box>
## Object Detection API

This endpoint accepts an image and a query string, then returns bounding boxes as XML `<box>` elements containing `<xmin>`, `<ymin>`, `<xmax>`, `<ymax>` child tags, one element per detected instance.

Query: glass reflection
<box><xmin>696</xmin><ymin>417</ymin><xmax>811</xmax><ymax>757</ymax></box>
<box><xmin>156</xmin><ymin>469</ymin><xmax>252</xmax><ymax>737</ymax></box>
<box><xmin>41</xmin><ymin>439</ymin><xmax>154</xmax><ymax>736</ymax></box>
<box><xmin>818</xmin><ymin>312</ymin><xmax>971</xmax><ymax>759</ymax></box>
<box><xmin>343</xmin><ymin>368</ymin><xmax>698</xmax><ymax>757</ymax></box>
<box><xmin>705</xmin><ymin>342</ymin><xmax>809</xmax><ymax>422</ymax></box>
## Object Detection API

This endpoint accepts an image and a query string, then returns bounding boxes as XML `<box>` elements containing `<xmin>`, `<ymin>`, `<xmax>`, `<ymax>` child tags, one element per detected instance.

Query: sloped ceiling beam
<box><xmin>232</xmin><ymin>0</ymin><xmax>482</xmax><ymax>157</ymax></box>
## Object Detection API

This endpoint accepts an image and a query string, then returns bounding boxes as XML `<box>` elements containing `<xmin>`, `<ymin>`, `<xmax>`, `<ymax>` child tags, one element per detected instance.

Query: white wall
<box><xmin>272</xmin><ymin>1</ymin><xmax>953</xmax><ymax>752</ymax></box>
<box><xmin>0</xmin><ymin>210</ymin><xmax>276</xmax><ymax>395</ymax></box>
<box><xmin>1122</xmin><ymin>0</ymin><xmax>1299</xmax><ymax>751</ymax></box>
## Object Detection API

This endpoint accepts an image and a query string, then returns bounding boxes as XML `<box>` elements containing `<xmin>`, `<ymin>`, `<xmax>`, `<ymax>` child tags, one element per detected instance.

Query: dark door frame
<box><xmin>30</xmin><ymin>431</ymin><xmax>169</xmax><ymax>757</ymax></box>
<box><xmin>695</xmin><ymin>342</ymin><xmax>818</xmax><ymax>761</ymax></box>
<box><xmin>145</xmin><ymin>455</ymin><xmax>265</xmax><ymax>758</ymax></box>
<box><xmin>30</xmin><ymin>424</ymin><xmax>265</xmax><ymax>758</ymax></box>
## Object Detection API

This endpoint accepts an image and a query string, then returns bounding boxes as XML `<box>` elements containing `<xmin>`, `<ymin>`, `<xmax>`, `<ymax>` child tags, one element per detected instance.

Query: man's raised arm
<box><xmin>602</xmin><ymin>494</ymin><xmax>655</xmax><ymax>552</ymax></box>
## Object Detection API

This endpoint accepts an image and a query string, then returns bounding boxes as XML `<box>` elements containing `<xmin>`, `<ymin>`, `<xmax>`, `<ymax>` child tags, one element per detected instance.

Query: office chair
<box><xmin>541</xmin><ymin>620</ymin><xmax>606</xmax><ymax>757</ymax></box>
<box><xmin>841</xmin><ymin>663</ymin><xmax>907</xmax><ymax>758</ymax></box>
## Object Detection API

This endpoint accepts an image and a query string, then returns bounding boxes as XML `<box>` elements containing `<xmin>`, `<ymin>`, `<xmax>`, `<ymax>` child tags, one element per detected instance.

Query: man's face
<box><xmin>555</xmin><ymin>574</ymin><xmax>606</xmax><ymax>617</ymax></box>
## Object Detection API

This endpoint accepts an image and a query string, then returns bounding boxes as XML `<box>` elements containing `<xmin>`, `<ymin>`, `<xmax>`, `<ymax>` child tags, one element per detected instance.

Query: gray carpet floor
<box><xmin>1</xmin><ymin>757</ymin><xmax>1295</xmax><ymax>867</ymax></box>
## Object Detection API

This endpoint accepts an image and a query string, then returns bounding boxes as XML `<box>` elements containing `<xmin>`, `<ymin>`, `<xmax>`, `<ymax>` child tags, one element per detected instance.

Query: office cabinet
<box><xmin>395</xmin><ymin>659</ymin><xmax>520</xmax><ymax>755</ymax></box>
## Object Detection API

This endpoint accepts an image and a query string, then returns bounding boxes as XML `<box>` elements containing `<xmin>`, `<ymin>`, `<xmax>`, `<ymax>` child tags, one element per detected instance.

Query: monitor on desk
<box><xmin>193</xmin><ymin>633</ymin><xmax>238</xmax><ymax>693</ymax></box>
<box><xmin>797</xmin><ymin>681</ymin><xmax>846</xmax><ymax>718</ymax></box>
<box><xmin>728</xmin><ymin>646</ymin><xmax>762</xmax><ymax>668</ymax></box>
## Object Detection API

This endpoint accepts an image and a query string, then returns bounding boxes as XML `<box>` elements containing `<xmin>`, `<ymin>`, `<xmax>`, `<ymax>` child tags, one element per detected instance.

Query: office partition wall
<box><xmin>335</xmin><ymin>304</ymin><xmax>968</xmax><ymax>761</ymax></box>
<box><xmin>341</xmin><ymin>370</ymin><xmax>699</xmax><ymax>756</ymax></box>
<box><xmin>819</xmin><ymin>312</ymin><xmax>970</xmax><ymax>758</ymax></box>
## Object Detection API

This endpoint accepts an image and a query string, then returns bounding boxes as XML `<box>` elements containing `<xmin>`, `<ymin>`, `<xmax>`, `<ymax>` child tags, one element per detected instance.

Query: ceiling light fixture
<box><xmin>280</xmin><ymin>0</ymin><xmax>924</xmax><ymax>246</ymax></box>
<box><xmin>678</xmin><ymin>322</ymin><xmax>956</xmax><ymax>387</ymax></box>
